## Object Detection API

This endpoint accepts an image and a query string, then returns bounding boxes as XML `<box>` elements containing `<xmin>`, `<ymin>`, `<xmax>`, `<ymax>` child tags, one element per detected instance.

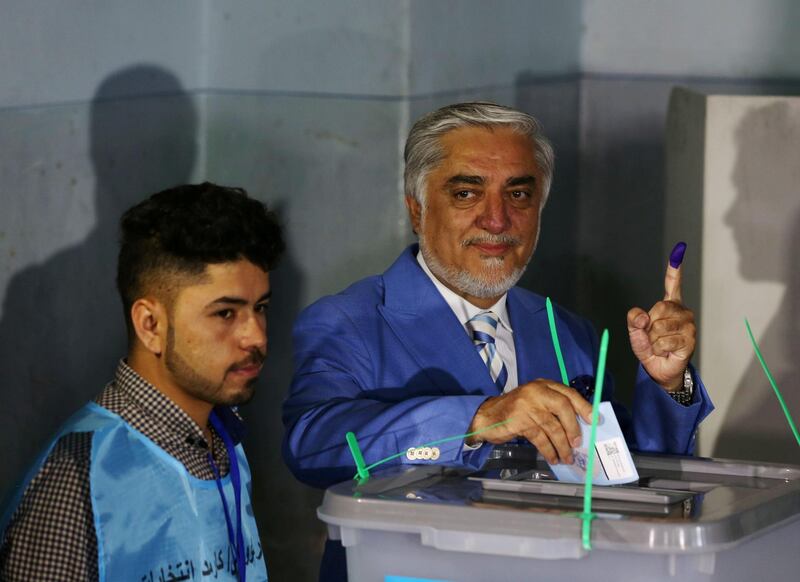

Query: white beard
<box><xmin>419</xmin><ymin>235</ymin><xmax>531</xmax><ymax>299</ymax></box>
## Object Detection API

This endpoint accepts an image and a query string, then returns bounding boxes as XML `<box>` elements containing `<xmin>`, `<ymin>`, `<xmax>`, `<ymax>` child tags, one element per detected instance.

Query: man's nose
<box><xmin>240</xmin><ymin>312</ymin><xmax>268</xmax><ymax>353</ymax></box>
<box><xmin>475</xmin><ymin>192</ymin><xmax>512</xmax><ymax>233</ymax></box>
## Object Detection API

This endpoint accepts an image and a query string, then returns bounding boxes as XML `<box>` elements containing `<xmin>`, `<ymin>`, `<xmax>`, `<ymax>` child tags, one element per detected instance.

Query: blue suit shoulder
<box><xmin>297</xmin><ymin>274</ymin><xmax>383</xmax><ymax>325</ymax></box>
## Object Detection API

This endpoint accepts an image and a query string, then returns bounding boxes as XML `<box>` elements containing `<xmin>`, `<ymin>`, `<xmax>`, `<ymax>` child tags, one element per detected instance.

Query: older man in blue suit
<box><xmin>282</xmin><ymin>102</ymin><xmax>713</xmax><ymax>580</ymax></box>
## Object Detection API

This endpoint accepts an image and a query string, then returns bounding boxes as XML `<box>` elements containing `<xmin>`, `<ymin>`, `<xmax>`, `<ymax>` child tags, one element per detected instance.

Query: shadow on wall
<box><xmin>714</xmin><ymin>102</ymin><xmax>800</xmax><ymax>463</ymax></box>
<box><xmin>0</xmin><ymin>65</ymin><xmax>197</xmax><ymax>499</ymax></box>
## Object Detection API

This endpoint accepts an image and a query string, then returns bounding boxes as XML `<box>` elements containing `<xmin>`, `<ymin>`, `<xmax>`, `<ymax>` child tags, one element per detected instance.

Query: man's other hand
<box><xmin>466</xmin><ymin>380</ymin><xmax>593</xmax><ymax>464</ymax></box>
<box><xmin>627</xmin><ymin>242</ymin><xmax>696</xmax><ymax>391</ymax></box>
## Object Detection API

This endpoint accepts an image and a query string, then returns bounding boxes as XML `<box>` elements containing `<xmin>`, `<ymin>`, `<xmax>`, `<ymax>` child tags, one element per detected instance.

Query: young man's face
<box><xmin>164</xmin><ymin>259</ymin><xmax>271</xmax><ymax>407</ymax></box>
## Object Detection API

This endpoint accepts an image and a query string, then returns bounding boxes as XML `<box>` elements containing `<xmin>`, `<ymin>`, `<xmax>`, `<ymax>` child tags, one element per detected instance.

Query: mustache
<box><xmin>228</xmin><ymin>350</ymin><xmax>266</xmax><ymax>372</ymax></box>
<box><xmin>461</xmin><ymin>234</ymin><xmax>522</xmax><ymax>248</ymax></box>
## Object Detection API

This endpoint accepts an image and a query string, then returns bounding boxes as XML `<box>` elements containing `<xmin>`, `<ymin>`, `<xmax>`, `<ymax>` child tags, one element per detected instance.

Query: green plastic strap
<box><xmin>581</xmin><ymin>328</ymin><xmax>609</xmax><ymax>551</ymax></box>
<box><xmin>745</xmin><ymin>318</ymin><xmax>800</xmax><ymax>448</ymax></box>
<box><xmin>349</xmin><ymin>419</ymin><xmax>513</xmax><ymax>480</ymax></box>
<box><xmin>346</xmin><ymin>431</ymin><xmax>370</xmax><ymax>480</ymax></box>
<box><xmin>546</xmin><ymin>297</ymin><xmax>570</xmax><ymax>385</ymax></box>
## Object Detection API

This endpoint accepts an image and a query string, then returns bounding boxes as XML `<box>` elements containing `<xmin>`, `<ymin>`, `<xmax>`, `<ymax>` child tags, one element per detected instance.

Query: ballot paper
<box><xmin>548</xmin><ymin>402</ymin><xmax>639</xmax><ymax>485</ymax></box>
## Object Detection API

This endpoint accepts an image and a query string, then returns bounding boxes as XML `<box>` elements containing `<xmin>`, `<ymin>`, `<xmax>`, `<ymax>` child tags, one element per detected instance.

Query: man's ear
<box><xmin>130</xmin><ymin>298</ymin><xmax>168</xmax><ymax>356</ymax></box>
<box><xmin>404</xmin><ymin>195</ymin><xmax>422</xmax><ymax>235</ymax></box>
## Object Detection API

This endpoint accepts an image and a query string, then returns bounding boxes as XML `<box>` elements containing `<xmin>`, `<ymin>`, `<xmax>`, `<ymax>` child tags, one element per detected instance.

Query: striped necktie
<box><xmin>467</xmin><ymin>311</ymin><xmax>508</xmax><ymax>391</ymax></box>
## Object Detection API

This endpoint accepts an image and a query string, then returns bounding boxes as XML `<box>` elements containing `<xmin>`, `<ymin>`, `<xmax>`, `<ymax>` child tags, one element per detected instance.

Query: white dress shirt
<box><xmin>417</xmin><ymin>251</ymin><xmax>519</xmax><ymax>391</ymax></box>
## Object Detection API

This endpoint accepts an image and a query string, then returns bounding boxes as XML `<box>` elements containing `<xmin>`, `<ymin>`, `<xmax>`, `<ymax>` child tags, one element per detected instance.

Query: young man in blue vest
<box><xmin>1</xmin><ymin>182</ymin><xmax>283</xmax><ymax>581</ymax></box>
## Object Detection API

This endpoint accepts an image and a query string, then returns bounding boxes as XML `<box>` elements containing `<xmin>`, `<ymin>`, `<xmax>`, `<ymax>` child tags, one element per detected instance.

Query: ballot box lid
<box><xmin>318</xmin><ymin>450</ymin><xmax>800</xmax><ymax>555</ymax></box>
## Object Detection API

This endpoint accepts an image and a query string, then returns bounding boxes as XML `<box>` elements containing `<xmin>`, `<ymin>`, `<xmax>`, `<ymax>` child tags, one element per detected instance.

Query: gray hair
<box><xmin>403</xmin><ymin>102</ymin><xmax>555</xmax><ymax>205</ymax></box>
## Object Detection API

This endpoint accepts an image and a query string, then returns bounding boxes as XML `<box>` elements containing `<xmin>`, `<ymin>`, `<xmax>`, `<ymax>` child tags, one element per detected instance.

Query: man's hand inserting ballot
<box><xmin>466</xmin><ymin>380</ymin><xmax>594</xmax><ymax>465</ymax></box>
<box><xmin>626</xmin><ymin>242</ymin><xmax>696</xmax><ymax>391</ymax></box>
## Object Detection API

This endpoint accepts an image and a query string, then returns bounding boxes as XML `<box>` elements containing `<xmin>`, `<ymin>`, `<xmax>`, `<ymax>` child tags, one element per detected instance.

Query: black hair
<box><xmin>117</xmin><ymin>182</ymin><xmax>285</xmax><ymax>335</ymax></box>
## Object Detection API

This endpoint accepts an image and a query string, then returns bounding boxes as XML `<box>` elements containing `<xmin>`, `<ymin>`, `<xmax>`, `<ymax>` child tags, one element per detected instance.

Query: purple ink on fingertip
<box><xmin>669</xmin><ymin>242</ymin><xmax>687</xmax><ymax>268</ymax></box>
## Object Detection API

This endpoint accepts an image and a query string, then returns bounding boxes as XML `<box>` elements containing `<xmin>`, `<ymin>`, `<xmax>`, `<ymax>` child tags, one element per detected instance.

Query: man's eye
<box><xmin>255</xmin><ymin>303</ymin><xmax>269</xmax><ymax>314</ymax></box>
<box><xmin>215</xmin><ymin>309</ymin><xmax>235</xmax><ymax>320</ymax></box>
<box><xmin>510</xmin><ymin>190</ymin><xmax>530</xmax><ymax>200</ymax></box>
<box><xmin>454</xmin><ymin>190</ymin><xmax>475</xmax><ymax>200</ymax></box>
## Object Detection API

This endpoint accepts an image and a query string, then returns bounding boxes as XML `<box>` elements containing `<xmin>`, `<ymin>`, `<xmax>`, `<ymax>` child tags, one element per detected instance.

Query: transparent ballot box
<box><xmin>317</xmin><ymin>446</ymin><xmax>800</xmax><ymax>581</ymax></box>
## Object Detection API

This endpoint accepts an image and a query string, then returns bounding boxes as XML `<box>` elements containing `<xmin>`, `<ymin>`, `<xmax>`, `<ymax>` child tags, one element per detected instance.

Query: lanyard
<box><xmin>208</xmin><ymin>410</ymin><xmax>246</xmax><ymax>582</ymax></box>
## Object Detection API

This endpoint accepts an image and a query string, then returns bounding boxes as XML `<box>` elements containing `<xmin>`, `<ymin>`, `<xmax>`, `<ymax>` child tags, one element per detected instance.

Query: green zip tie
<box><xmin>349</xmin><ymin>418</ymin><xmax>513</xmax><ymax>480</ymax></box>
<box><xmin>346</xmin><ymin>431</ymin><xmax>370</xmax><ymax>480</ymax></box>
<box><xmin>745</xmin><ymin>318</ymin><xmax>800</xmax><ymax>448</ymax></box>
<box><xmin>581</xmin><ymin>328</ymin><xmax>609</xmax><ymax>551</ymax></box>
<box><xmin>546</xmin><ymin>297</ymin><xmax>570</xmax><ymax>385</ymax></box>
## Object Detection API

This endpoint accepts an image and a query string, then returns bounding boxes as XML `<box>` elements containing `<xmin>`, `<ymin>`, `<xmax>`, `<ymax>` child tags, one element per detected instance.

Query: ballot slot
<box><xmin>495</xmin><ymin>466</ymin><xmax>719</xmax><ymax>494</ymax></box>
<box><xmin>637</xmin><ymin>476</ymin><xmax>718</xmax><ymax>493</ymax></box>
<box><xmin>478</xmin><ymin>488</ymin><xmax>688</xmax><ymax>518</ymax></box>
<box><xmin>471</xmin><ymin>456</ymin><xmax>702</xmax><ymax>509</ymax></box>
<box><xmin>469</xmin><ymin>475</ymin><xmax>694</xmax><ymax>505</ymax></box>
<box><xmin>483</xmin><ymin>445</ymin><xmax>745</xmax><ymax>495</ymax></box>
<box><xmin>497</xmin><ymin>467</ymin><xmax>557</xmax><ymax>481</ymax></box>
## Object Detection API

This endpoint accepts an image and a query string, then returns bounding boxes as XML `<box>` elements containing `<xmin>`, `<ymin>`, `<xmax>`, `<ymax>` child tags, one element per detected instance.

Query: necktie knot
<box><xmin>467</xmin><ymin>311</ymin><xmax>500</xmax><ymax>345</ymax></box>
<box><xmin>467</xmin><ymin>311</ymin><xmax>507</xmax><ymax>391</ymax></box>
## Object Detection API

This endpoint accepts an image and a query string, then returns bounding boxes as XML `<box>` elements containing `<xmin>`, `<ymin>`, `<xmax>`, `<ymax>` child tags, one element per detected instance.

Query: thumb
<box><xmin>664</xmin><ymin>241</ymin><xmax>686</xmax><ymax>302</ymax></box>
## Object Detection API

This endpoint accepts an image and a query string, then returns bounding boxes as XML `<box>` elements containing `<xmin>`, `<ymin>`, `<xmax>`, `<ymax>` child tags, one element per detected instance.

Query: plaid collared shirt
<box><xmin>0</xmin><ymin>360</ymin><xmax>236</xmax><ymax>581</ymax></box>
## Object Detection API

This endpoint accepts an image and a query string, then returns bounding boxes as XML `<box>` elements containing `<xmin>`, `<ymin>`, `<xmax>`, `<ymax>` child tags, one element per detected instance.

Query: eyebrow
<box><xmin>445</xmin><ymin>174</ymin><xmax>537</xmax><ymax>187</ymax></box>
<box><xmin>506</xmin><ymin>175</ymin><xmax>537</xmax><ymax>187</ymax></box>
<box><xmin>445</xmin><ymin>174</ymin><xmax>484</xmax><ymax>186</ymax></box>
<box><xmin>207</xmin><ymin>291</ymin><xmax>272</xmax><ymax>308</ymax></box>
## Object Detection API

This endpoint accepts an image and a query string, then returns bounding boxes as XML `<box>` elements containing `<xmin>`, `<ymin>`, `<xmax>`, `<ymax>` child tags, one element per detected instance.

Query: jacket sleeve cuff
<box><xmin>396</xmin><ymin>395</ymin><xmax>493</xmax><ymax>470</ymax></box>
<box><xmin>632</xmin><ymin>364</ymin><xmax>714</xmax><ymax>455</ymax></box>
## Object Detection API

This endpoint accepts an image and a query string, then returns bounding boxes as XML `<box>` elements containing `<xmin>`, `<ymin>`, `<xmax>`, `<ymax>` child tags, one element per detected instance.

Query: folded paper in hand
<box><xmin>548</xmin><ymin>402</ymin><xmax>639</xmax><ymax>485</ymax></box>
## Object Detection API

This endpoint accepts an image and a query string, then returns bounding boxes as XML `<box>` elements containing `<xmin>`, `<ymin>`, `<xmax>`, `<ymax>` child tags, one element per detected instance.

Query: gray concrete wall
<box><xmin>0</xmin><ymin>1</ymin><xmax>204</xmax><ymax>107</ymax></box>
<box><xmin>204</xmin><ymin>0</ymin><xmax>410</xmax><ymax>97</ymax></box>
<box><xmin>581</xmin><ymin>0</ymin><xmax>800</xmax><ymax>78</ymax></box>
<box><xmin>408</xmin><ymin>0</ymin><xmax>582</xmax><ymax>93</ymax></box>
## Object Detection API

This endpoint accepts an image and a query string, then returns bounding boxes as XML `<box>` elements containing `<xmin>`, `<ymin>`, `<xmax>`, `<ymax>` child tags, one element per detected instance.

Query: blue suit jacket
<box><xmin>282</xmin><ymin>245</ymin><xmax>713</xmax><ymax>489</ymax></box>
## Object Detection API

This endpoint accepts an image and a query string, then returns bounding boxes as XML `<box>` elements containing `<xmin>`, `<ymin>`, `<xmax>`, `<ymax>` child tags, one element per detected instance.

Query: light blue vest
<box><xmin>2</xmin><ymin>402</ymin><xmax>268</xmax><ymax>581</ymax></box>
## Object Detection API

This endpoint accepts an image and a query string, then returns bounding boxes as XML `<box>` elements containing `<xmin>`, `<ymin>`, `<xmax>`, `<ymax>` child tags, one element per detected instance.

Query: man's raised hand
<box><xmin>627</xmin><ymin>242</ymin><xmax>696</xmax><ymax>391</ymax></box>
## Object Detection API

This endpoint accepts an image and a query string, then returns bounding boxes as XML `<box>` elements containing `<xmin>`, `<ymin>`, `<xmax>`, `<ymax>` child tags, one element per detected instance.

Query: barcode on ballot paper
<box><xmin>602</xmin><ymin>441</ymin><xmax>619</xmax><ymax>456</ymax></box>
<box><xmin>595</xmin><ymin>437</ymin><xmax>634</xmax><ymax>481</ymax></box>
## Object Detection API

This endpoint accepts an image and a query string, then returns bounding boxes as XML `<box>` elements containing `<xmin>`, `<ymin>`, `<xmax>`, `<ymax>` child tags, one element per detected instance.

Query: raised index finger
<box><xmin>664</xmin><ymin>241</ymin><xmax>686</xmax><ymax>303</ymax></box>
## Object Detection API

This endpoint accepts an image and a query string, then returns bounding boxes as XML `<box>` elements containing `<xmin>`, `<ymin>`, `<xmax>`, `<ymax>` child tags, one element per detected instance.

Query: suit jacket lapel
<box><xmin>507</xmin><ymin>288</ymin><xmax>564</xmax><ymax>385</ymax></box>
<box><xmin>378</xmin><ymin>246</ymin><xmax>498</xmax><ymax>396</ymax></box>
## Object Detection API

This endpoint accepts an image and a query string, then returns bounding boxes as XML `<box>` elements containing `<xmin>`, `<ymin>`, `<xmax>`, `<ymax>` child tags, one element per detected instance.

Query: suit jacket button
<box><xmin>431</xmin><ymin>447</ymin><xmax>440</xmax><ymax>460</ymax></box>
<box><xmin>406</xmin><ymin>447</ymin><xmax>417</xmax><ymax>460</ymax></box>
